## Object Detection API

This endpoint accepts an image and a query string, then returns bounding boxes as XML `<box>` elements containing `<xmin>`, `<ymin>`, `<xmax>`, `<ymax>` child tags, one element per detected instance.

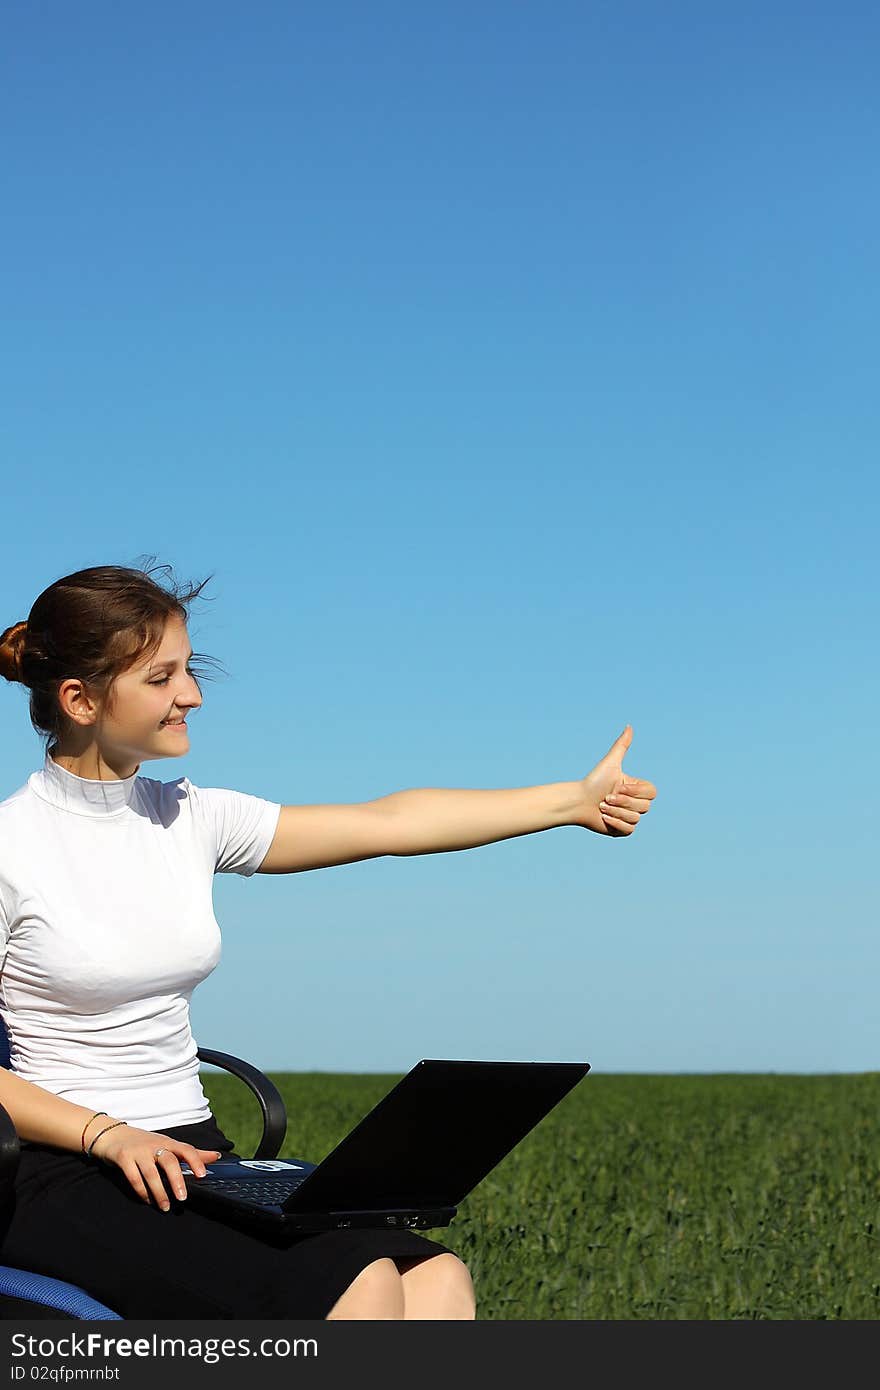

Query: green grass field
<box><xmin>200</xmin><ymin>1071</ymin><xmax>880</xmax><ymax>1320</ymax></box>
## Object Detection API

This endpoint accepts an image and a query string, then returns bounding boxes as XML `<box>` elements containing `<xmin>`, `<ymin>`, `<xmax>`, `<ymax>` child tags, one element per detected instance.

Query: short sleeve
<box><xmin>187</xmin><ymin>783</ymin><xmax>282</xmax><ymax>877</ymax></box>
<box><xmin>0</xmin><ymin>888</ymin><xmax>9</xmax><ymax>969</ymax></box>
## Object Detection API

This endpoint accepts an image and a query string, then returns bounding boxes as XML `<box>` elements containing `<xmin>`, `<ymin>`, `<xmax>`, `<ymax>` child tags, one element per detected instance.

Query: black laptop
<box><xmin>179</xmin><ymin>1058</ymin><xmax>590</xmax><ymax>1233</ymax></box>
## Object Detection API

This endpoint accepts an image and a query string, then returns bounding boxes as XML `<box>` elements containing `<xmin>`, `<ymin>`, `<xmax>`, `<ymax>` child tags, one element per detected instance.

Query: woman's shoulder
<box><xmin>0</xmin><ymin>777</ymin><xmax>39</xmax><ymax>822</ymax></box>
<box><xmin>0</xmin><ymin>783</ymin><xmax>39</xmax><ymax>904</ymax></box>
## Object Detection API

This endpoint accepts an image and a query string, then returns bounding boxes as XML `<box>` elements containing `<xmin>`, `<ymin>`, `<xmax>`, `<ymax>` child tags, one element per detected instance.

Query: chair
<box><xmin>0</xmin><ymin>1017</ymin><xmax>288</xmax><ymax>1319</ymax></box>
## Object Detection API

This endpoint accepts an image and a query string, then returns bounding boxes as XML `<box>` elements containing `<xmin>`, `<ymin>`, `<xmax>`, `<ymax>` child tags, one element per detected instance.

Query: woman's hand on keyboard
<box><xmin>89</xmin><ymin>1124</ymin><xmax>223</xmax><ymax>1212</ymax></box>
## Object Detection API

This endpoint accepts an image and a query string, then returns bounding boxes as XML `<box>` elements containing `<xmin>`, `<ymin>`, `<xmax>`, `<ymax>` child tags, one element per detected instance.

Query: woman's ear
<box><xmin>57</xmin><ymin>676</ymin><xmax>104</xmax><ymax>728</ymax></box>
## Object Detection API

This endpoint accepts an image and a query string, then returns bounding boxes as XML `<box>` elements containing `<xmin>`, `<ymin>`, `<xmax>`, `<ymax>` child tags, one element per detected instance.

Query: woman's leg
<box><xmin>396</xmin><ymin>1253</ymin><xmax>477</xmax><ymax>1320</ymax></box>
<box><xmin>324</xmin><ymin>1257</ymin><xmax>406</xmax><ymax>1320</ymax></box>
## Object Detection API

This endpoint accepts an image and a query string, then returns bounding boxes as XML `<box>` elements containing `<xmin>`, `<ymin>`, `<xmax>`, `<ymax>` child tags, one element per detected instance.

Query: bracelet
<box><xmin>81</xmin><ymin>1111</ymin><xmax>108</xmax><ymax>1153</ymax></box>
<box><xmin>86</xmin><ymin>1119</ymin><xmax>128</xmax><ymax>1158</ymax></box>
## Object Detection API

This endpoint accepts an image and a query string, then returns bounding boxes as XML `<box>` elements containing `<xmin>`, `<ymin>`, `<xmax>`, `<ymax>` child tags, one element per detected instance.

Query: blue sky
<box><xmin>3</xmin><ymin>1</ymin><xmax>878</xmax><ymax>1074</ymax></box>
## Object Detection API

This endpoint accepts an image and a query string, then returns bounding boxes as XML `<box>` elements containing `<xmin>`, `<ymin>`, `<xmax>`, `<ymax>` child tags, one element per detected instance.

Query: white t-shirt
<box><xmin>0</xmin><ymin>752</ymin><xmax>282</xmax><ymax>1130</ymax></box>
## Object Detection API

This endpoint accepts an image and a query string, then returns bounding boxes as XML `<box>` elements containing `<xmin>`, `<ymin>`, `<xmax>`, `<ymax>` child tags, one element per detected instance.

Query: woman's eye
<box><xmin>151</xmin><ymin>668</ymin><xmax>194</xmax><ymax>686</ymax></box>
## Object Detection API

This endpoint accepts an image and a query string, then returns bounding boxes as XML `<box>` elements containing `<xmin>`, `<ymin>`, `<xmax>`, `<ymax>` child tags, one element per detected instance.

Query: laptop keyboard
<box><xmin>202</xmin><ymin>1176</ymin><xmax>306</xmax><ymax>1205</ymax></box>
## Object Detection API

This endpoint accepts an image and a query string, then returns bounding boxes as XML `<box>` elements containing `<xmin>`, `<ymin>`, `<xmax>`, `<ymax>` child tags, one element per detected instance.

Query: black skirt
<box><xmin>0</xmin><ymin>1113</ymin><xmax>456</xmax><ymax>1319</ymax></box>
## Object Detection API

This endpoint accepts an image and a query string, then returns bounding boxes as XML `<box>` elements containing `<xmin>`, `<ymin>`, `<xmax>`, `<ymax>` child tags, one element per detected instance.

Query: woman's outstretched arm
<box><xmin>257</xmin><ymin>725</ymin><xmax>657</xmax><ymax>873</ymax></box>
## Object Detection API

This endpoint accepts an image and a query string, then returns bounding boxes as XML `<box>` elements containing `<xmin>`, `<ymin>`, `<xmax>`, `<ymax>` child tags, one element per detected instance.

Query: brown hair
<box><xmin>0</xmin><ymin>556</ymin><xmax>226</xmax><ymax>757</ymax></box>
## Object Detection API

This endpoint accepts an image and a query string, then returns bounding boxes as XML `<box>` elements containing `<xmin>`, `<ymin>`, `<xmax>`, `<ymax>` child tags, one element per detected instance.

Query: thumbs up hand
<box><xmin>575</xmin><ymin>726</ymin><xmax>657</xmax><ymax>837</ymax></box>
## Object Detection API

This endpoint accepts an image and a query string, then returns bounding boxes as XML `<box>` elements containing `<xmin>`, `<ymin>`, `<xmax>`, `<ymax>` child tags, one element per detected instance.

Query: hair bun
<box><xmin>0</xmin><ymin>620</ymin><xmax>29</xmax><ymax>684</ymax></box>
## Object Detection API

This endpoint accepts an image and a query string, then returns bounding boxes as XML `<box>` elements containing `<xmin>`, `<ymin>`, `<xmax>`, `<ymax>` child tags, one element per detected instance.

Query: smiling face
<box><xmin>121</xmin><ymin>612</ymin><xmax>203</xmax><ymax>752</ymax></box>
<box><xmin>53</xmin><ymin>613</ymin><xmax>203</xmax><ymax>779</ymax></box>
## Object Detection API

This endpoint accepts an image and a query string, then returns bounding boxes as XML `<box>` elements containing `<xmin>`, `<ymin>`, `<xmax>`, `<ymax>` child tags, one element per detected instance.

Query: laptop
<box><xmin>179</xmin><ymin>1058</ymin><xmax>590</xmax><ymax>1234</ymax></box>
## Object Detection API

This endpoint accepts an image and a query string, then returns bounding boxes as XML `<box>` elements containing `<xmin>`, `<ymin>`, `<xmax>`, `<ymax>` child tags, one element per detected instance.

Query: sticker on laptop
<box><xmin>180</xmin><ymin>1158</ymin><xmax>306</xmax><ymax>1174</ymax></box>
<box><xmin>238</xmin><ymin>1160</ymin><xmax>305</xmax><ymax>1171</ymax></box>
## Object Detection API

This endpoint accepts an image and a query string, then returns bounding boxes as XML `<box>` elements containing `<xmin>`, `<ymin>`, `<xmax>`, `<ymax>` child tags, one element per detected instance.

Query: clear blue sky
<box><xmin>3</xmin><ymin>2</ymin><xmax>877</xmax><ymax>1074</ymax></box>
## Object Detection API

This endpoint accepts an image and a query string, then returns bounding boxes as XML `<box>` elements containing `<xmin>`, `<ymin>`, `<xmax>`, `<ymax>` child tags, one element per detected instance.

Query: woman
<box><xmin>0</xmin><ymin>562</ymin><xmax>656</xmax><ymax>1320</ymax></box>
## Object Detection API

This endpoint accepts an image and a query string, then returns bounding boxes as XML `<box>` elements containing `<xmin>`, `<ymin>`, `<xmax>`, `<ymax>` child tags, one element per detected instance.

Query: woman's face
<box><xmin>106</xmin><ymin>614</ymin><xmax>203</xmax><ymax>765</ymax></box>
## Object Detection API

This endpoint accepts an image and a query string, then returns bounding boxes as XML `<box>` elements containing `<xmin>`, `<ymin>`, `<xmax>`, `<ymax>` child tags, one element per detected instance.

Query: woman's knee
<box><xmin>435</xmin><ymin>1253</ymin><xmax>476</xmax><ymax>1311</ymax></box>
<box><xmin>399</xmin><ymin>1252</ymin><xmax>476</xmax><ymax>1317</ymax></box>
<box><xmin>325</xmin><ymin>1257</ymin><xmax>405</xmax><ymax>1320</ymax></box>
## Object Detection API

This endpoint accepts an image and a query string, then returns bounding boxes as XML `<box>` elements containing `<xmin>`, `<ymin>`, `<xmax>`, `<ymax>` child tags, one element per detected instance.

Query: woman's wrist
<box><xmin>80</xmin><ymin>1110</ymin><xmax>109</xmax><ymax>1152</ymax></box>
<box><xmin>86</xmin><ymin>1118</ymin><xmax>128</xmax><ymax>1158</ymax></box>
